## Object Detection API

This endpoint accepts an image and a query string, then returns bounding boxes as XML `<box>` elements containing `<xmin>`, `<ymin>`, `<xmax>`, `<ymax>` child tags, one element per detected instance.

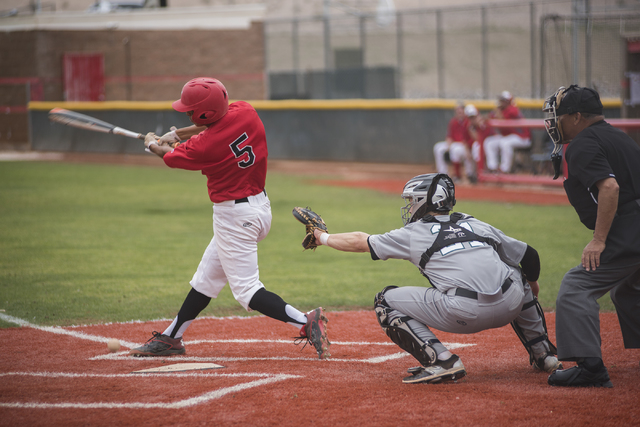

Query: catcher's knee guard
<box><xmin>510</xmin><ymin>297</ymin><xmax>558</xmax><ymax>366</ymax></box>
<box><xmin>374</xmin><ymin>286</ymin><xmax>437</xmax><ymax>367</ymax></box>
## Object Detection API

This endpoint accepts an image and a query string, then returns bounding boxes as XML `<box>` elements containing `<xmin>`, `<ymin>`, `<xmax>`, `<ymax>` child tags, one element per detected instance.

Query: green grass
<box><xmin>0</xmin><ymin>161</ymin><xmax>609</xmax><ymax>328</ymax></box>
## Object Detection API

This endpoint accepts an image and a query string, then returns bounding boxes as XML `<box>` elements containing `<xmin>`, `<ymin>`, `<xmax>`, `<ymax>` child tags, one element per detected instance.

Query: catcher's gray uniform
<box><xmin>369</xmin><ymin>213</ymin><xmax>548</xmax><ymax>360</ymax></box>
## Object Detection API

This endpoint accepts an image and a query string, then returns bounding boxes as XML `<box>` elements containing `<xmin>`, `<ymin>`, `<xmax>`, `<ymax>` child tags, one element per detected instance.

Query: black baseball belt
<box><xmin>235</xmin><ymin>189</ymin><xmax>267</xmax><ymax>204</ymax></box>
<box><xmin>454</xmin><ymin>277</ymin><xmax>513</xmax><ymax>300</ymax></box>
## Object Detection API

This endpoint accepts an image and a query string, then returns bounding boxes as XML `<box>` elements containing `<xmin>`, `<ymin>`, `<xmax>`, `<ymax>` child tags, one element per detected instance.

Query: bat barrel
<box><xmin>48</xmin><ymin>108</ymin><xmax>144</xmax><ymax>140</ymax></box>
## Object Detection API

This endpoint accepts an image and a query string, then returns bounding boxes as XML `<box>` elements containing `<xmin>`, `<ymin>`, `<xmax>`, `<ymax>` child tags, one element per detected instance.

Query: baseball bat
<box><xmin>48</xmin><ymin>108</ymin><xmax>145</xmax><ymax>140</ymax></box>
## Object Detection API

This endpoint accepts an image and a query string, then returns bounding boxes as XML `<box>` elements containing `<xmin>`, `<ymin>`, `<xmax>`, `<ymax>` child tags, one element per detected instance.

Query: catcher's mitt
<box><xmin>292</xmin><ymin>206</ymin><xmax>328</xmax><ymax>250</ymax></box>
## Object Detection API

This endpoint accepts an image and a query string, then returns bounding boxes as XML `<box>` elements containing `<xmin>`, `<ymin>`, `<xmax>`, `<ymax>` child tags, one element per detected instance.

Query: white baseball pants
<box><xmin>190</xmin><ymin>191</ymin><xmax>271</xmax><ymax>310</ymax></box>
<box><xmin>433</xmin><ymin>141</ymin><xmax>475</xmax><ymax>177</ymax></box>
<box><xmin>484</xmin><ymin>133</ymin><xmax>531</xmax><ymax>173</ymax></box>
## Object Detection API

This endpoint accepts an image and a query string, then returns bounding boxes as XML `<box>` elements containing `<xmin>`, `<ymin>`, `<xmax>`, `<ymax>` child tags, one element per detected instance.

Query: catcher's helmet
<box><xmin>172</xmin><ymin>77</ymin><xmax>229</xmax><ymax>126</ymax></box>
<box><xmin>401</xmin><ymin>173</ymin><xmax>456</xmax><ymax>225</ymax></box>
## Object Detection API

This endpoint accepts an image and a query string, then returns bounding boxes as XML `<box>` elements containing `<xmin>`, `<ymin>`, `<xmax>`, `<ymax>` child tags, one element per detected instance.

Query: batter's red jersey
<box><xmin>494</xmin><ymin>104</ymin><xmax>531</xmax><ymax>138</ymax></box>
<box><xmin>447</xmin><ymin>117</ymin><xmax>469</xmax><ymax>143</ymax></box>
<box><xmin>163</xmin><ymin>101</ymin><xmax>268</xmax><ymax>203</ymax></box>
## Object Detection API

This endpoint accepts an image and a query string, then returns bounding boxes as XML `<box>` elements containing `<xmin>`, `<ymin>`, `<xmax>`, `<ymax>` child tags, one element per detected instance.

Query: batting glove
<box><xmin>158</xmin><ymin>127</ymin><xmax>181</xmax><ymax>146</ymax></box>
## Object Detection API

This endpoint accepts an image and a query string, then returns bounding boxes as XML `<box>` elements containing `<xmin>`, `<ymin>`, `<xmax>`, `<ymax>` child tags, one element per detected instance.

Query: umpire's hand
<box><xmin>582</xmin><ymin>239</ymin><xmax>605</xmax><ymax>272</ymax></box>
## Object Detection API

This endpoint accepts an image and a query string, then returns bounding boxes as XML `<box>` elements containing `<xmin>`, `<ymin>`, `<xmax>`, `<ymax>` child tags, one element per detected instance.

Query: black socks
<box><xmin>169</xmin><ymin>288</ymin><xmax>211</xmax><ymax>338</ymax></box>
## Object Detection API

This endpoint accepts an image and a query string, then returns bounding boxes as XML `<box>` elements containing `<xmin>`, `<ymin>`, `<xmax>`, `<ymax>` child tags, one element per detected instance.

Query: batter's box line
<box><xmin>0</xmin><ymin>313</ymin><xmax>477</xmax><ymax>356</ymax></box>
<box><xmin>0</xmin><ymin>313</ymin><xmax>475</xmax><ymax>363</ymax></box>
<box><xmin>0</xmin><ymin>372</ymin><xmax>301</xmax><ymax>409</ymax></box>
<box><xmin>92</xmin><ymin>354</ymin><xmax>404</xmax><ymax>363</ymax></box>
<box><xmin>0</xmin><ymin>312</ymin><xmax>140</xmax><ymax>349</ymax></box>
<box><xmin>186</xmin><ymin>339</ymin><xmax>476</xmax><ymax>349</ymax></box>
<box><xmin>92</xmin><ymin>343</ymin><xmax>475</xmax><ymax>364</ymax></box>
<box><xmin>188</xmin><ymin>339</ymin><xmax>399</xmax><ymax>345</ymax></box>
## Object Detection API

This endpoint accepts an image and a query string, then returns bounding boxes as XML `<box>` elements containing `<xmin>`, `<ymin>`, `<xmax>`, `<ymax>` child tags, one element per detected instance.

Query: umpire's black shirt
<box><xmin>564</xmin><ymin>120</ymin><xmax>640</xmax><ymax>262</ymax></box>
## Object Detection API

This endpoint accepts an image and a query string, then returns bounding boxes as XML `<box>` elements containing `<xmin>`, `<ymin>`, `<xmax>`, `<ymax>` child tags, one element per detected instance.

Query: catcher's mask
<box><xmin>173</xmin><ymin>77</ymin><xmax>229</xmax><ymax>126</ymax></box>
<box><xmin>401</xmin><ymin>173</ymin><xmax>456</xmax><ymax>225</ymax></box>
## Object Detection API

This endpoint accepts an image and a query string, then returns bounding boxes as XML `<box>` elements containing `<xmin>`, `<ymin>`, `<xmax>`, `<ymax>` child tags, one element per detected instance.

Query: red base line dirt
<box><xmin>1</xmin><ymin>311</ymin><xmax>638</xmax><ymax>427</ymax></box>
<box><xmin>313</xmin><ymin>179</ymin><xmax>569</xmax><ymax>205</ymax></box>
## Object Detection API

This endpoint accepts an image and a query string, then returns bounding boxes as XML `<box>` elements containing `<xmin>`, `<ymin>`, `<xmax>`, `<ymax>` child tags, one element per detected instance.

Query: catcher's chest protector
<box><xmin>418</xmin><ymin>213</ymin><xmax>495</xmax><ymax>271</ymax></box>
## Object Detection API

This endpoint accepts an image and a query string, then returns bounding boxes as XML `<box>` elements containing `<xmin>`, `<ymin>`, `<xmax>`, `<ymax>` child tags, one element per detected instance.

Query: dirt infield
<box><xmin>1</xmin><ymin>311</ymin><xmax>638</xmax><ymax>427</ymax></box>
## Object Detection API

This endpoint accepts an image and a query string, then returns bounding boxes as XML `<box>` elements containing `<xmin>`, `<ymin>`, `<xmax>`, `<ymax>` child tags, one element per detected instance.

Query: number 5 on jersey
<box><xmin>230</xmin><ymin>133</ymin><xmax>255</xmax><ymax>168</ymax></box>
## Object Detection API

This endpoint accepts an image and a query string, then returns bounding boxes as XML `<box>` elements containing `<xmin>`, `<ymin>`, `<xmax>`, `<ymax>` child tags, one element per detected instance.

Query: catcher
<box><xmin>300</xmin><ymin>173</ymin><xmax>561</xmax><ymax>384</ymax></box>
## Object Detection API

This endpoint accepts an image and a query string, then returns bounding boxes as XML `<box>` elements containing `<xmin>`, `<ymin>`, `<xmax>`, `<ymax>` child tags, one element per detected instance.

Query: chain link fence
<box><xmin>265</xmin><ymin>0</ymin><xmax>640</xmax><ymax>100</ymax></box>
<box><xmin>541</xmin><ymin>13</ymin><xmax>640</xmax><ymax>98</ymax></box>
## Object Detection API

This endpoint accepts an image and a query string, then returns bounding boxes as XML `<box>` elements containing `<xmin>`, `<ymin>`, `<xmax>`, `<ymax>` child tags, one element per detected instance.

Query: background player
<box><xmin>483</xmin><ymin>91</ymin><xmax>531</xmax><ymax>174</ymax></box>
<box><xmin>432</xmin><ymin>103</ymin><xmax>476</xmax><ymax>184</ymax></box>
<box><xmin>130</xmin><ymin>77</ymin><xmax>330</xmax><ymax>359</ymax></box>
<box><xmin>311</xmin><ymin>173</ymin><xmax>561</xmax><ymax>384</ymax></box>
<box><xmin>465</xmin><ymin>104</ymin><xmax>492</xmax><ymax>176</ymax></box>
<box><xmin>543</xmin><ymin>85</ymin><xmax>640</xmax><ymax>387</ymax></box>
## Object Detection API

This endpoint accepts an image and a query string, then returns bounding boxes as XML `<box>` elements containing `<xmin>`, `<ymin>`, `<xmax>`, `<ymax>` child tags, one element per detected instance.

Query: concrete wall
<box><xmin>30</xmin><ymin>99</ymin><xmax>622</xmax><ymax>164</ymax></box>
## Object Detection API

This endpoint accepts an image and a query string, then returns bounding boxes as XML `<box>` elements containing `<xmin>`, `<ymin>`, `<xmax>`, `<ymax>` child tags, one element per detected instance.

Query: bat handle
<box><xmin>112</xmin><ymin>126</ymin><xmax>145</xmax><ymax>140</ymax></box>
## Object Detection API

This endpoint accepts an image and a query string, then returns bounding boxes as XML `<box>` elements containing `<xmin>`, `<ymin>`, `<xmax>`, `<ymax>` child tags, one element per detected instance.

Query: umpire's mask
<box><xmin>543</xmin><ymin>86</ymin><xmax>570</xmax><ymax>180</ymax></box>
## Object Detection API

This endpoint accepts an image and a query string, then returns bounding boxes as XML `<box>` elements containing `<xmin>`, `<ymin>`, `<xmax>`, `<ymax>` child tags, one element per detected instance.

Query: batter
<box><xmin>129</xmin><ymin>77</ymin><xmax>330</xmax><ymax>359</ymax></box>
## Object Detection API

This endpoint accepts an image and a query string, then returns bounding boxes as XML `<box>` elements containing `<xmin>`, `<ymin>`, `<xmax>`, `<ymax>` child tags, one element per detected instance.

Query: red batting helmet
<box><xmin>172</xmin><ymin>78</ymin><xmax>229</xmax><ymax>126</ymax></box>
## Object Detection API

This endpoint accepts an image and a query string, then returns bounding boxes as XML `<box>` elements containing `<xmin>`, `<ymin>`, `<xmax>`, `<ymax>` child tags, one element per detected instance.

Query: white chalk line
<box><xmin>0</xmin><ymin>374</ymin><xmax>300</xmax><ymax>409</ymax></box>
<box><xmin>0</xmin><ymin>312</ymin><xmax>139</xmax><ymax>349</ymax></box>
<box><xmin>188</xmin><ymin>339</ymin><xmax>474</xmax><ymax>350</ymax></box>
<box><xmin>0</xmin><ymin>371</ymin><xmax>295</xmax><ymax>379</ymax></box>
<box><xmin>1</xmin><ymin>311</ymin><xmax>475</xmax><ymax>363</ymax></box>
<box><xmin>91</xmin><ymin>342</ymin><xmax>474</xmax><ymax>363</ymax></box>
<box><xmin>0</xmin><ymin>312</ymin><xmax>475</xmax><ymax>409</ymax></box>
<box><xmin>90</xmin><ymin>353</ymin><xmax>410</xmax><ymax>363</ymax></box>
<box><xmin>188</xmin><ymin>338</ymin><xmax>398</xmax><ymax>346</ymax></box>
<box><xmin>1</xmin><ymin>312</ymin><xmax>475</xmax><ymax>361</ymax></box>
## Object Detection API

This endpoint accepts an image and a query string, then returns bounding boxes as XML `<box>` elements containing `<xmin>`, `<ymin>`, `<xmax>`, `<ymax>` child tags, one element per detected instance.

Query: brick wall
<box><xmin>0</xmin><ymin>22</ymin><xmax>265</xmax><ymax>145</ymax></box>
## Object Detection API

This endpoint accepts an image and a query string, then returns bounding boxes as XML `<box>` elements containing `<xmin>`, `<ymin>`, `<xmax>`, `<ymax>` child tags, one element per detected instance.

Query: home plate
<box><xmin>132</xmin><ymin>363</ymin><xmax>224</xmax><ymax>374</ymax></box>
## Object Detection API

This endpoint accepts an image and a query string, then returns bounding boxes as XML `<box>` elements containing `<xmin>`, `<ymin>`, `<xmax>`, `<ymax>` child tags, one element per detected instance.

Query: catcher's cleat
<box><xmin>129</xmin><ymin>331</ymin><xmax>186</xmax><ymax>357</ymax></box>
<box><xmin>533</xmin><ymin>353</ymin><xmax>563</xmax><ymax>373</ymax></box>
<box><xmin>548</xmin><ymin>365</ymin><xmax>613</xmax><ymax>388</ymax></box>
<box><xmin>296</xmin><ymin>307</ymin><xmax>330</xmax><ymax>359</ymax></box>
<box><xmin>402</xmin><ymin>354</ymin><xmax>466</xmax><ymax>384</ymax></box>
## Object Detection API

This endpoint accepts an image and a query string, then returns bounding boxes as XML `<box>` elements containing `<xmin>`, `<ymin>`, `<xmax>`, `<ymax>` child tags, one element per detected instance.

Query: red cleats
<box><xmin>296</xmin><ymin>307</ymin><xmax>330</xmax><ymax>359</ymax></box>
<box><xmin>129</xmin><ymin>331</ymin><xmax>186</xmax><ymax>357</ymax></box>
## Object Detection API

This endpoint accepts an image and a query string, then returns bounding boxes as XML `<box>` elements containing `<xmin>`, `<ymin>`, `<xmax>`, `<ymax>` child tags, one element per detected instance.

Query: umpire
<box><xmin>543</xmin><ymin>85</ymin><xmax>640</xmax><ymax>387</ymax></box>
